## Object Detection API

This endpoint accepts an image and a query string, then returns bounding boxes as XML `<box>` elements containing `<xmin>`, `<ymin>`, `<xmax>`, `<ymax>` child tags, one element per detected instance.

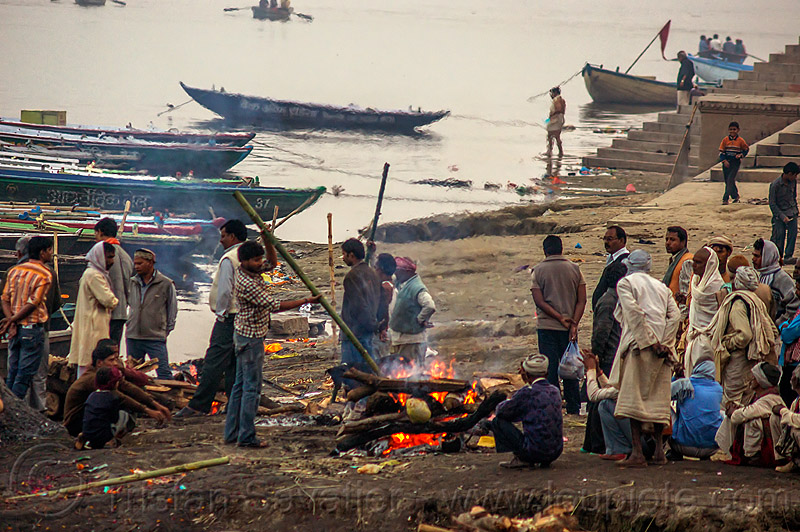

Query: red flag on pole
<box><xmin>658</xmin><ymin>20</ymin><xmax>671</xmax><ymax>59</ymax></box>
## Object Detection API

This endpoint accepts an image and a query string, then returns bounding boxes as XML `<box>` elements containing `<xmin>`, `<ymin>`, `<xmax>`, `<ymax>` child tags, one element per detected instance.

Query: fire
<box><xmin>188</xmin><ymin>364</ymin><xmax>198</xmax><ymax>378</ymax></box>
<box><xmin>209</xmin><ymin>401</ymin><xmax>221</xmax><ymax>415</ymax></box>
<box><xmin>386</xmin><ymin>432</ymin><xmax>443</xmax><ymax>453</ymax></box>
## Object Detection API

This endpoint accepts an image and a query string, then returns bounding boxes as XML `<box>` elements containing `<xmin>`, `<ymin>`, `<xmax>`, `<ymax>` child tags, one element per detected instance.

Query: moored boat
<box><xmin>180</xmin><ymin>82</ymin><xmax>450</xmax><ymax>133</ymax></box>
<box><xmin>0</xmin><ymin>127</ymin><xmax>252</xmax><ymax>177</ymax></box>
<box><xmin>75</xmin><ymin>0</ymin><xmax>105</xmax><ymax>5</ymax></box>
<box><xmin>251</xmin><ymin>5</ymin><xmax>292</xmax><ymax>20</ymax></box>
<box><xmin>0</xmin><ymin>118</ymin><xmax>255</xmax><ymax>147</ymax></box>
<box><xmin>582</xmin><ymin>64</ymin><xmax>678</xmax><ymax>106</ymax></box>
<box><xmin>688</xmin><ymin>54</ymin><xmax>753</xmax><ymax>83</ymax></box>
<box><xmin>0</xmin><ymin>167</ymin><xmax>325</xmax><ymax>221</ymax></box>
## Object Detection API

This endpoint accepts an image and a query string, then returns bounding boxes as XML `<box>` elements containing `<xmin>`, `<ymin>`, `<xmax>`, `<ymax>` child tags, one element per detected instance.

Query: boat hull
<box><xmin>75</xmin><ymin>0</ymin><xmax>105</xmax><ymax>5</ymax></box>
<box><xmin>180</xmin><ymin>82</ymin><xmax>449</xmax><ymax>133</ymax></box>
<box><xmin>251</xmin><ymin>6</ymin><xmax>292</xmax><ymax>20</ymax></box>
<box><xmin>0</xmin><ymin>119</ymin><xmax>255</xmax><ymax>147</ymax></box>
<box><xmin>688</xmin><ymin>55</ymin><xmax>752</xmax><ymax>83</ymax></box>
<box><xmin>582</xmin><ymin>64</ymin><xmax>677</xmax><ymax>106</ymax></box>
<box><xmin>0</xmin><ymin>168</ymin><xmax>326</xmax><ymax>221</ymax></box>
<box><xmin>0</xmin><ymin>129</ymin><xmax>252</xmax><ymax>177</ymax></box>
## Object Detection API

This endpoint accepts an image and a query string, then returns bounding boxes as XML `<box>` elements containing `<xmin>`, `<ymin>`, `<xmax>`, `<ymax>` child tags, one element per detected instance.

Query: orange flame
<box><xmin>209</xmin><ymin>401</ymin><xmax>221</xmax><ymax>415</ymax></box>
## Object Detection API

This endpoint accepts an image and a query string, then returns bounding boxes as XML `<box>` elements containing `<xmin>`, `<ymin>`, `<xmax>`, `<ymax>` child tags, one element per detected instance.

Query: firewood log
<box><xmin>338</xmin><ymin>412</ymin><xmax>408</xmax><ymax>435</ymax></box>
<box><xmin>346</xmin><ymin>385</ymin><xmax>377</xmax><ymax>402</ymax></box>
<box><xmin>335</xmin><ymin>391</ymin><xmax>506</xmax><ymax>451</ymax></box>
<box><xmin>343</xmin><ymin>368</ymin><xmax>469</xmax><ymax>395</ymax></box>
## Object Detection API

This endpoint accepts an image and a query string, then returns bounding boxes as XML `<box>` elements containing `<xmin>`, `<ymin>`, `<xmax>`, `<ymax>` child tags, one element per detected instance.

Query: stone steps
<box><xmin>628</xmin><ymin>129</ymin><xmax>700</xmax><ymax>144</ymax></box>
<box><xmin>738</xmin><ymin>71</ymin><xmax>800</xmax><ymax>83</ymax></box>
<box><xmin>583</xmin><ymin>155</ymin><xmax>698</xmax><ymax>174</ymax></box>
<box><xmin>779</xmin><ymin>132</ymin><xmax>800</xmax><ymax>144</ymax></box>
<box><xmin>611</xmin><ymin>138</ymin><xmax>681</xmax><ymax>154</ymax></box>
<box><xmin>713</xmin><ymin>88</ymin><xmax>800</xmax><ymax>98</ymax></box>
<box><xmin>756</xmin><ymin>62</ymin><xmax>800</xmax><ymax>74</ymax></box>
<box><xmin>722</xmin><ymin>80</ymin><xmax>800</xmax><ymax>92</ymax></box>
<box><xmin>753</xmin><ymin>155</ymin><xmax>798</xmax><ymax>167</ymax></box>
<box><xmin>657</xmin><ymin>112</ymin><xmax>700</xmax><ymax>125</ymax></box>
<box><xmin>710</xmin><ymin>168</ymin><xmax>780</xmax><ymax>183</ymax></box>
<box><xmin>756</xmin><ymin>143</ymin><xmax>800</xmax><ymax>157</ymax></box>
<box><xmin>596</xmin><ymin>148</ymin><xmax>684</xmax><ymax>165</ymax></box>
<box><xmin>643</xmin><ymin>121</ymin><xmax>695</xmax><ymax>134</ymax></box>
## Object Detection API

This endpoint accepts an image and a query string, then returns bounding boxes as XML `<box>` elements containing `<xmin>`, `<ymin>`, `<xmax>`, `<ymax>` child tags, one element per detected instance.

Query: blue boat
<box><xmin>180</xmin><ymin>82</ymin><xmax>450</xmax><ymax>133</ymax></box>
<box><xmin>688</xmin><ymin>55</ymin><xmax>753</xmax><ymax>83</ymax></box>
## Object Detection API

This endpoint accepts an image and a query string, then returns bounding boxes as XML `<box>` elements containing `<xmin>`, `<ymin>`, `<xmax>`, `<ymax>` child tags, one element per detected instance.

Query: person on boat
<box><xmin>723</xmin><ymin>36</ymin><xmax>736</xmax><ymax>57</ymax></box>
<box><xmin>734</xmin><ymin>39</ymin><xmax>747</xmax><ymax>63</ymax></box>
<box><xmin>698</xmin><ymin>35</ymin><xmax>709</xmax><ymax>56</ymax></box>
<box><xmin>676</xmin><ymin>51</ymin><xmax>695</xmax><ymax>108</ymax></box>
<box><xmin>279</xmin><ymin>0</ymin><xmax>290</xmax><ymax>8</ymax></box>
<box><xmin>710</xmin><ymin>34</ymin><xmax>723</xmax><ymax>54</ymax></box>
<box><xmin>545</xmin><ymin>87</ymin><xmax>565</xmax><ymax>158</ymax></box>
<box><xmin>94</xmin><ymin>218</ymin><xmax>133</xmax><ymax>347</ymax></box>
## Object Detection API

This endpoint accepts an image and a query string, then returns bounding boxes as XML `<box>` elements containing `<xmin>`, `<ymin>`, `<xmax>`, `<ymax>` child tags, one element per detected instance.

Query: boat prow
<box><xmin>688</xmin><ymin>55</ymin><xmax>753</xmax><ymax>83</ymax></box>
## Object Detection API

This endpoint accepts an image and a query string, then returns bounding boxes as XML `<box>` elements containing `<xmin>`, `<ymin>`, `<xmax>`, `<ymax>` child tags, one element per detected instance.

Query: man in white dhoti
<box><xmin>684</xmin><ymin>247</ymin><xmax>724</xmax><ymax>373</ymax></box>
<box><xmin>607</xmin><ymin>250</ymin><xmax>681</xmax><ymax>467</ymax></box>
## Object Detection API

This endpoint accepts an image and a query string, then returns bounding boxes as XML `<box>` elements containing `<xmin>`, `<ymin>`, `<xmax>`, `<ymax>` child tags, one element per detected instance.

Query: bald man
<box><xmin>685</xmin><ymin>247</ymin><xmax>724</xmax><ymax>373</ymax></box>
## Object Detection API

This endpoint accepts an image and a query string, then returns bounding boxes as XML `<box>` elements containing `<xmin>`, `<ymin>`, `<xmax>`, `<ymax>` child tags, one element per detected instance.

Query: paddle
<box><xmin>223</xmin><ymin>6</ymin><xmax>247</xmax><ymax>11</ymax></box>
<box><xmin>293</xmin><ymin>12</ymin><xmax>313</xmax><ymax>21</ymax></box>
<box><xmin>110</xmin><ymin>0</ymin><xmax>126</xmax><ymax>5</ymax></box>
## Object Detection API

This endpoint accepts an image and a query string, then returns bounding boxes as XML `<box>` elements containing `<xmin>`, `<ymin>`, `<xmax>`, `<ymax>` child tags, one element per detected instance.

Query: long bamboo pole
<box><xmin>327</xmin><ymin>213</ymin><xmax>338</xmax><ymax>345</ymax></box>
<box><xmin>118</xmin><ymin>200</ymin><xmax>131</xmax><ymax>241</ymax></box>
<box><xmin>232</xmin><ymin>192</ymin><xmax>382</xmax><ymax>375</ymax></box>
<box><xmin>365</xmin><ymin>163</ymin><xmax>390</xmax><ymax>264</ymax></box>
<box><xmin>6</xmin><ymin>456</ymin><xmax>230</xmax><ymax>501</ymax></box>
<box><xmin>624</xmin><ymin>20</ymin><xmax>670</xmax><ymax>74</ymax></box>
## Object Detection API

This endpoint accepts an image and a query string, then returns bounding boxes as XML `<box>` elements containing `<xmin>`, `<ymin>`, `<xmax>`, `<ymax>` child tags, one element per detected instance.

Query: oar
<box><xmin>110</xmin><ymin>0</ymin><xmax>126</xmax><ymax>5</ymax></box>
<box><xmin>223</xmin><ymin>6</ymin><xmax>248</xmax><ymax>11</ymax></box>
<box><xmin>747</xmin><ymin>52</ymin><xmax>767</xmax><ymax>63</ymax></box>
<box><xmin>293</xmin><ymin>12</ymin><xmax>313</xmax><ymax>21</ymax></box>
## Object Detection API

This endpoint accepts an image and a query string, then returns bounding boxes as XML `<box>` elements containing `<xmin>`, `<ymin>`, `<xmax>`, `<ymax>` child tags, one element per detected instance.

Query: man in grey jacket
<box><xmin>126</xmin><ymin>249</ymin><xmax>178</xmax><ymax>380</ymax></box>
<box><xmin>94</xmin><ymin>218</ymin><xmax>133</xmax><ymax>345</ymax></box>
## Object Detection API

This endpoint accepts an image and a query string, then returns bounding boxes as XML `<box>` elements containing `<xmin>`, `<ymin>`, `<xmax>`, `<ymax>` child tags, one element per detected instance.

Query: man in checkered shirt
<box><xmin>224</xmin><ymin>240</ymin><xmax>321</xmax><ymax>448</ymax></box>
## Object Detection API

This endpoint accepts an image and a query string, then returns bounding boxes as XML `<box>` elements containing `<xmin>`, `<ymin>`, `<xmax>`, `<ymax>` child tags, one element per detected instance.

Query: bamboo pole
<box><xmin>273</xmin><ymin>194</ymin><xmax>317</xmax><ymax>231</ymax></box>
<box><xmin>118</xmin><ymin>200</ymin><xmax>132</xmax><ymax>241</ymax></box>
<box><xmin>232</xmin><ymin>191</ymin><xmax>382</xmax><ymax>376</ymax></box>
<box><xmin>327</xmin><ymin>213</ymin><xmax>338</xmax><ymax>345</ymax></box>
<box><xmin>271</xmin><ymin>205</ymin><xmax>279</xmax><ymax>233</ymax></box>
<box><xmin>365</xmin><ymin>163</ymin><xmax>390</xmax><ymax>264</ymax></box>
<box><xmin>666</xmin><ymin>103</ymin><xmax>698</xmax><ymax>191</ymax></box>
<box><xmin>6</xmin><ymin>456</ymin><xmax>230</xmax><ymax>501</ymax></box>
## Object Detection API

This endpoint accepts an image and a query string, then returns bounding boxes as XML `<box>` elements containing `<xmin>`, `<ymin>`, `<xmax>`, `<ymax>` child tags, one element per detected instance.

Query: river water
<box><xmin>1</xmin><ymin>0</ymin><xmax>799</xmax><ymax>361</ymax></box>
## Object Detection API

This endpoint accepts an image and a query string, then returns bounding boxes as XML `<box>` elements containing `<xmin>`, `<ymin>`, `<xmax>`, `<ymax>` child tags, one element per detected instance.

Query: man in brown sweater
<box><xmin>63</xmin><ymin>339</ymin><xmax>169</xmax><ymax>438</ymax></box>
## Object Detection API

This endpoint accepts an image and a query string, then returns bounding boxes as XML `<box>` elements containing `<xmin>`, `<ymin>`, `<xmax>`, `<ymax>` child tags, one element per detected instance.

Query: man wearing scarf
<box><xmin>662</xmin><ymin>226</ymin><xmax>692</xmax><ymax>299</ymax></box>
<box><xmin>667</xmin><ymin>359</ymin><xmax>723</xmax><ymax>460</ymax></box>
<box><xmin>684</xmin><ymin>247</ymin><xmax>724</xmax><ymax>373</ymax></box>
<box><xmin>389</xmin><ymin>256</ymin><xmax>436</xmax><ymax>364</ymax></box>
<box><xmin>714</xmin><ymin>362</ymin><xmax>784</xmax><ymax>466</ymax></box>
<box><xmin>94</xmin><ymin>218</ymin><xmax>133</xmax><ymax>346</ymax></box>
<box><xmin>608</xmin><ymin>250</ymin><xmax>681</xmax><ymax>467</ymax></box>
<box><xmin>68</xmin><ymin>242</ymin><xmax>119</xmax><ymax>377</ymax></box>
<box><xmin>753</xmin><ymin>238</ymin><xmax>799</xmax><ymax>326</ymax></box>
<box><xmin>709</xmin><ymin>267</ymin><xmax>779</xmax><ymax>408</ymax></box>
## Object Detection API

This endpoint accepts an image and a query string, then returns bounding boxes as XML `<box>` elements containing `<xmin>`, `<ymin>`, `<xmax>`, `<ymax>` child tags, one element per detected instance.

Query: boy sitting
<box><xmin>78</xmin><ymin>366</ymin><xmax>136</xmax><ymax>449</ymax></box>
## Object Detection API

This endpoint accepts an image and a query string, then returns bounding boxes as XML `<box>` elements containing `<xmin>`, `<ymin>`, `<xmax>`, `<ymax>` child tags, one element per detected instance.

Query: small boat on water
<box><xmin>581</xmin><ymin>64</ymin><xmax>678</xmax><ymax>106</ymax></box>
<box><xmin>251</xmin><ymin>5</ymin><xmax>292</xmax><ymax>20</ymax></box>
<box><xmin>0</xmin><ymin>118</ymin><xmax>255</xmax><ymax>147</ymax></box>
<box><xmin>688</xmin><ymin>54</ymin><xmax>753</xmax><ymax>83</ymax></box>
<box><xmin>0</xmin><ymin>167</ymin><xmax>325</xmax><ymax>221</ymax></box>
<box><xmin>180</xmin><ymin>82</ymin><xmax>450</xmax><ymax>133</ymax></box>
<box><xmin>0</xmin><ymin>126</ymin><xmax>252</xmax><ymax>177</ymax></box>
<box><xmin>75</xmin><ymin>0</ymin><xmax>105</xmax><ymax>5</ymax></box>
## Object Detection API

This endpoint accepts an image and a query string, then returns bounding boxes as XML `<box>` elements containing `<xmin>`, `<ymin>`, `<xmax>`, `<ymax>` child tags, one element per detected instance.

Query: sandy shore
<box><xmin>3</xmin><ymin>175</ymin><xmax>797</xmax><ymax>532</ymax></box>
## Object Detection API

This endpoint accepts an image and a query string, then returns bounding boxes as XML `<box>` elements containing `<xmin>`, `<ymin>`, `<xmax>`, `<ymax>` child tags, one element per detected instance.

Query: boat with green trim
<box><xmin>0</xmin><ymin>167</ymin><xmax>325</xmax><ymax>221</ymax></box>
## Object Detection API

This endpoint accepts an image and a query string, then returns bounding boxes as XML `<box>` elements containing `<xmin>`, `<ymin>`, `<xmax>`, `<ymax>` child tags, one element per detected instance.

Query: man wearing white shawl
<box><xmin>709</xmin><ymin>266</ymin><xmax>779</xmax><ymax>407</ymax></box>
<box><xmin>607</xmin><ymin>250</ymin><xmax>681</xmax><ymax>467</ymax></box>
<box><xmin>68</xmin><ymin>242</ymin><xmax>119</xmax><ymax>377</ymax></box>
<box><xmin>684</xmin><ymin>247</ymin><xmax>724</xmax><ymax>374</ymax></box>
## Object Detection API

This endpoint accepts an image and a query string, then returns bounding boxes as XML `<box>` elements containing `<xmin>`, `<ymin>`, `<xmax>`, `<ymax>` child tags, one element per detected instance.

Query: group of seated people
<box><xmin>698</xmin><ymin>34</ymin><xmax>747</xmax><ymax>64</ymax></box>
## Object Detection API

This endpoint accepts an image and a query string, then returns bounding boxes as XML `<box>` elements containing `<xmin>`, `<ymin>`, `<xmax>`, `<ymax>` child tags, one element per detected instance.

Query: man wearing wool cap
<box><xmin>389</xmin><ymin>256</ymin><xmax>436</xmax><ymax>364</ymax></box>
<box><xmin>125</xmin><ymin>248</ymin><xmax>178</xmax><ymax>380</ymax></box>
<box><xmin>489</xmin><ymin>354</ymin><xmax>564</xmax><ymax>469</ymax></box>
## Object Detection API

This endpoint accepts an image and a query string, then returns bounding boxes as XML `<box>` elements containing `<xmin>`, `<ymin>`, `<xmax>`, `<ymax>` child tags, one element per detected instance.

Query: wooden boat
<box><xmin>0</xmin><ymin>127</ymin><xmax>252</xmax><ymax>177</ymax></box>
<box><xmin>75</xmin><ymin>0</ymin><xmax>105</xmax><ymax>5</ymax></box>
<box><xmin>0</xmin><ymin>118</ymin><xmax>255</xmax><ymax>147</ymax></box>
<box><xmin>251</xmin><ymin>5</ymin><xmax>292</xmax><ymax>20</ymax></box>
<box><xmin>180</xmin><ymin>82</ymin><xmax>450</xmax><ymax>133</ymax></box>
<box><xmin>688</xmin><ymin>55</ymin><xmax>753</xmax><ymax>83</ymax></box>
<box><xmin>581</xmin><ymin>64</ymin><xmax>677</xmax><ymax>106</ymax></box>
<box><xmin>0</xmin><ymin>167</ymin><xmax>326</xmax><ymax>221</ymax></box>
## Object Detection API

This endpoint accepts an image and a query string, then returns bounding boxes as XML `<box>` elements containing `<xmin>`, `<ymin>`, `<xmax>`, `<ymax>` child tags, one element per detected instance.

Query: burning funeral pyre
<box><xmin>334</xmin><ymin>356</ymin><xmax>517</xmax><ymax>456</ymax></box>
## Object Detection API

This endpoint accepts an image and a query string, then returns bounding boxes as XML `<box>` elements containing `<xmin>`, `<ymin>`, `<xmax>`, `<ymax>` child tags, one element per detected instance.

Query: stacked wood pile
<box><xmin>334</xmin><ymin>367</ymin><xmax>509</xmax><ymax>452</ymax></box>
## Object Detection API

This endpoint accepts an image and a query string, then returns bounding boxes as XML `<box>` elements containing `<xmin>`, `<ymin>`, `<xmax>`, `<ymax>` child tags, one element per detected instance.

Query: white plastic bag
<box><xmin>558</xmin><ymin>341</ymin><xmax>584</xmax><ymax>381</ymax></box>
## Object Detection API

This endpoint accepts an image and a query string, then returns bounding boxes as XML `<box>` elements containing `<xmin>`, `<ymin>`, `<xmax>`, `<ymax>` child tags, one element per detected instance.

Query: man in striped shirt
<box><xmin>1</xmin><ymin>236</ymin><xmax>54</xmax><ymax>398</ymax></box>
<box><xmin>719</xmin><ymin>121</ymin><xmax>749</xmax><ymax>205</ymax></box>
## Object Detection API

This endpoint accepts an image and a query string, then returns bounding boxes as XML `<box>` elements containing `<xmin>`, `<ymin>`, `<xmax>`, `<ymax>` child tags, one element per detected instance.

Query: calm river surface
<box><xmin>1</xmin><ymin>0</ymin><xmax>798</xmax><ymax>361</ymax></box>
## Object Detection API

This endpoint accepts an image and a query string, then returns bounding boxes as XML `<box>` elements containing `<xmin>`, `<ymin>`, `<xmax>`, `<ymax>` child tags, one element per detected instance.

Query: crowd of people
<box><xmin>697</xmin><ymin>34</ymin><xmax>748</xmax><ymax>63</ymax></box>
<box><xmin>491</xmin><ymin>222</ymin><xmax>800</xmax><ymax>471</ymax></box>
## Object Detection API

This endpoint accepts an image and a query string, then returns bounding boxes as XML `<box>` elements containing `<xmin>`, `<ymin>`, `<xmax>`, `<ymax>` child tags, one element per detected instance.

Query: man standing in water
<box><xmin>546</xmin><ymin>87</ymin><xmax>565</xmax><ymax>158</ymax></box>
<box><xmin>176</xmin><ymin>219</ymin><xmax>250</xmax><ymax>418</ymax></box>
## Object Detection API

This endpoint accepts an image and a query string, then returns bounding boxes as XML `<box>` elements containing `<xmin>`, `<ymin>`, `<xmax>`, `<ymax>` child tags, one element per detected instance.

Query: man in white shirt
<box><xmin>592</xmin><ymin>225</ymin><xmax>629</xmax><ymax>310</ymax></box>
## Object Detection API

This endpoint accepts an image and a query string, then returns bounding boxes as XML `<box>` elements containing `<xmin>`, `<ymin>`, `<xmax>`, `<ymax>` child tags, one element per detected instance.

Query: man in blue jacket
<box><xmin>490</xmin><ymin>354</ymin><xmax>564</xmax><ymax>469</ymax></box>
<box><xmin>667</xmin><ymin>358</ymin><xmax>724</xmax><ymax>460</ymax></box>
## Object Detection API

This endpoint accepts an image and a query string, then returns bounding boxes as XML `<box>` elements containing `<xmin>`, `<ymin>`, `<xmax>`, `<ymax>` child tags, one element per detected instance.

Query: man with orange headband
<box><xmin>389</xmin><ymin>256</ymin><xmax>436</xmax><ymax>364</ymax></box>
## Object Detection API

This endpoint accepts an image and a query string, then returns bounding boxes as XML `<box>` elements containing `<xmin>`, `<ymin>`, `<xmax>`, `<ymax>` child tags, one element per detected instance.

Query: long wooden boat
<box><xmin>180</xmin><ymin>82</ymin><xmax>450</xmax><ymax>133</ymax></box>
<box><xmin>252</xmin><ymin>5</ymin><xmax>292</xmax><ymax>20</ymax></box>
<box><xmin>0</xmin><ymin>118</ymin><xmax>255</xmax><ymax>147</ymax></box>
<box><xmin>75</xmin><ymin>0</ymin><xmax>105</xmax><ymax>5</ymax></box>
<box><xmin>581</xmin><ymin>64</ymin><xmax>677</xmax><ymax>106</ymax></box>
<box><xmin>688</xmin><ymin>55</ymin><xmax>752</xmax><ymax>83</ymax></box>
<box><xmin>0</xmin><ymin>167</ymin><xmax>325</xmax><ymax>221</ymax></box>
<box><xmin>0</xmin><ymin>128</ymin><xmax>252</xmax><ymax>177</ymax></box>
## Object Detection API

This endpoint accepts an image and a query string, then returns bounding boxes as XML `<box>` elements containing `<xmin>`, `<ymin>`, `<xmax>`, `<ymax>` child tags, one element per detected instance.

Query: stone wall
<box><xmin>697</xmin><ymin>95</ymin><xmax>800</xmax><ymax>170</ymax></box>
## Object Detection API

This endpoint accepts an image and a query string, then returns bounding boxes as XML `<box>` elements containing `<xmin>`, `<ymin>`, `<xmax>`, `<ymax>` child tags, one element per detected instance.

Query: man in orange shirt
<box><xmin>662</xmin><ymin>226</ymin><xmax>693</xmax><ymax>300</ymax></box>
<box><xmin>1</xmin><ymin>236</ymin><xmax>54</xmax><ymax>398</ymax></box>
<box><xmin>719</xmin><ymin>121</ymin><xmax>749</xmax><ymax>205</ymax></box>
